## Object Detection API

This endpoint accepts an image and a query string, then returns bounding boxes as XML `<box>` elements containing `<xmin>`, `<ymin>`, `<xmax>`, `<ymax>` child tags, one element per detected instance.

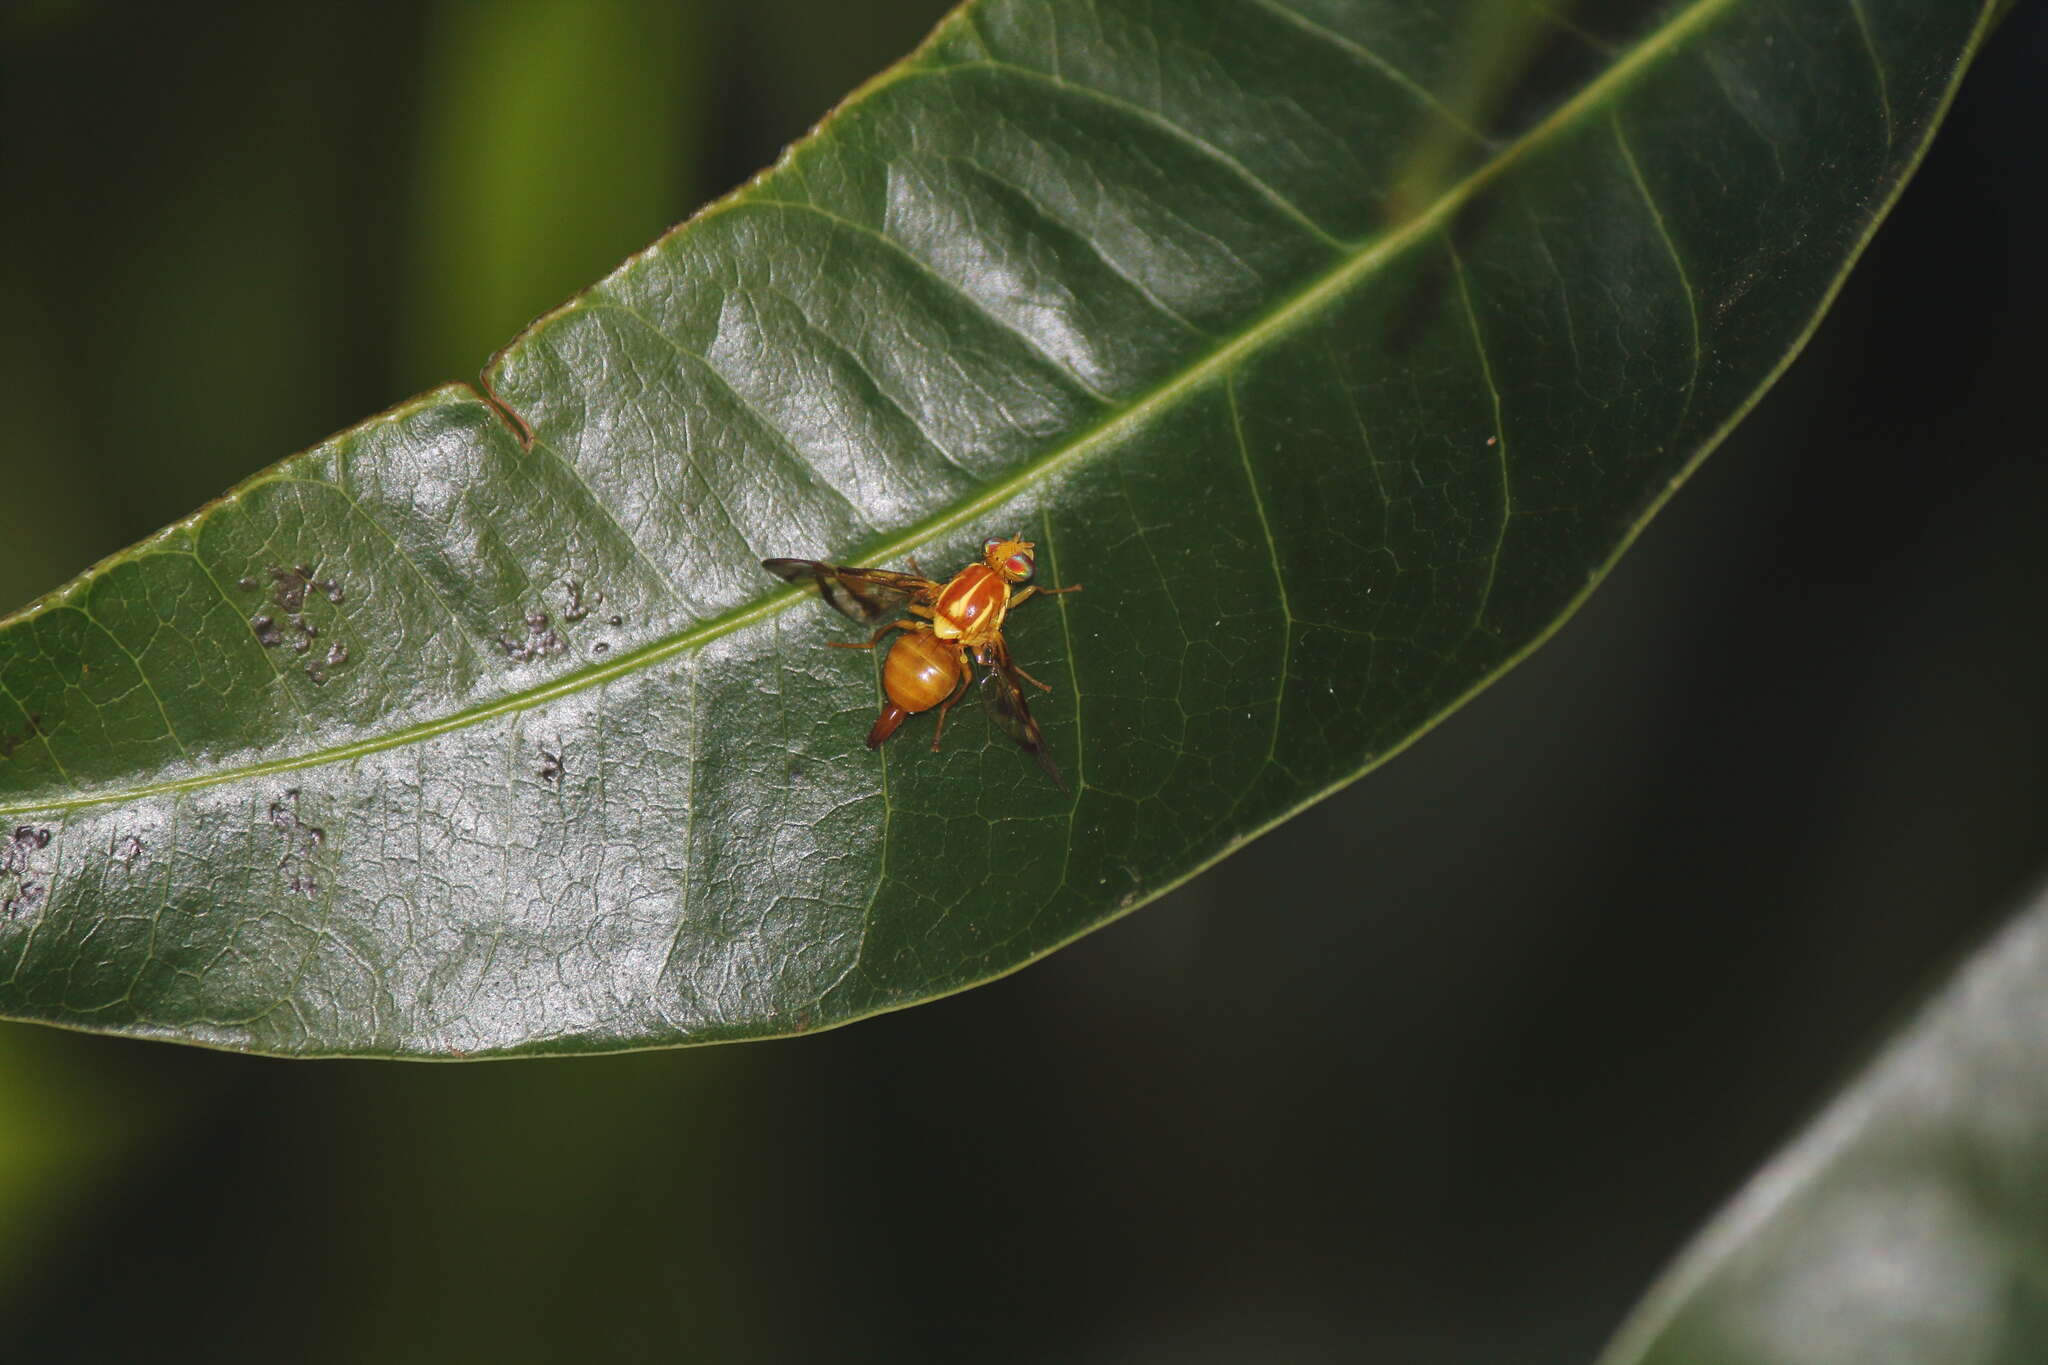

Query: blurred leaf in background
<box><xmin>1602</xmin><ymin>874</ymin><xmax>2048</xmax><ymax>1365</ymax></box>
<box><xmin>403</xmin><ymin>0</ymin><xmax>705</xmax><ymax>384</ymax></box>
<box><xmin>0</xmin><ymin>1</ymin><xmax>2044</xmax><ymax>1362</ymax></box>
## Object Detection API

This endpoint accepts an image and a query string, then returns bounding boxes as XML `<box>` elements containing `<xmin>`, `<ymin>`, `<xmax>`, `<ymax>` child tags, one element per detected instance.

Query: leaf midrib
<box><xmin>0</xmin><ymin>0</ymin><xmax>1740</xmax><ymax>821</ymax></box>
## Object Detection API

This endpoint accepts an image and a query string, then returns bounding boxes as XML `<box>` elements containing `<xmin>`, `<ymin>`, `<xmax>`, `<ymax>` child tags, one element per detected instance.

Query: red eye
<box><xmin>984</xmin><ymin>538</ymin><xmax>1002</xmax><ymax>555</ymax></box>
<box><xmin>1003</xmin><ymin>553</ymin><xmax>1034</xmax><ymax>582</ymax></box>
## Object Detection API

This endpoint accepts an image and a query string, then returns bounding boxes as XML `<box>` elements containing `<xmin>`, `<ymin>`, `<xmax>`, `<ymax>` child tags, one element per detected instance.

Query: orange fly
<box><xmin>762</xmin><ymin>537</ymin><xmax>1081</xmax><ymax>789</ymax></box>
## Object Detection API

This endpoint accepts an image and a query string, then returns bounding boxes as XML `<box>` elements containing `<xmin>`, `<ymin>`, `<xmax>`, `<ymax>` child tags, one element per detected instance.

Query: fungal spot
<box><xmin>268</xmin><ymin>564</ymin><xmax>311</xmax><ymax>613</ymax></box>
<box><xmin>538</xmin><ymin>749</ymin><xmax>565</xmax><ymax>784</ymax></box>
<box><xmin>252</xmin><ymin>567</ymin><xmax>348</xmax><ymax>667</ymax></box>
<box><xmin>236</xmin><ymin>576</ymin><xmax>258</xmax><ymax>593</ymax></box>
<box><xmin>498</xmin><ymin>608</ymin><xmax>567</xmax><ymax>663</ymax></box>
<box><xmin>112</xmin><ymin>835</ymin><xmax>144</xmax><ymax>864</ymax></box>
<box><xmin>562</xmin><ymin>580</ymin><xmax>602</xmax><ymax>624</ymax></box>
<box><xmin>267</xmin><ymin>790</ymin><xmax>326</xmax><ymax>899</ymax></box>
<box><xmin>1</xmin><ymin>825</ymin><xmax>52</xmax><ymax>918</ymax></box>
<box><xmin>607</xmin><ymin>614</ymin><xmax>623</xmax><ymax>627</ymax></box>
<box><xmin>301</xmin><ymin>642</ymin><xmax>351</xmax><ymax>687</ymax></box>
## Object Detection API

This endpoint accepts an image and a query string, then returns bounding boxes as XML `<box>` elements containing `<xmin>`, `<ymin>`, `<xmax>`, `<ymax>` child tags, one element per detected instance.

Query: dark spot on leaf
<box><xmin>498</xmin><ymin>608</ymin><xmax>568</xmax><ymax>663</ymax></box>
<box><xmin>0</xmin><ymin>713</ymin><xmax>44</xmax><ymax>762</ymax></box>
<box><xmin>2</xmin><ymin>826</ymin><xmax>52</xmax><ymax>918</ymax></box>
<box><xmin>253</xmin><ymin>592</ymin><xmax>332</xmax><ymax>661</ymax></box>
<box><xmin>268</xmin><ymin>564</ymin><xmax>311</xmax><ymax>614</ymax></box>
<box><xmin>593</xmin><ymin>642</ymin><xmax>609</xmax><ymax>655</ymax></box>
<box><xmin>607</xmin><ymin>614</ymin><xmax>623</xmax><ymax>627</ymax></box>
<box><xmin>236</xmin><ymin>576</ymin><xmax>258</xmax><ymax>592</ymax></box>
<box><xmin>268</xmin><ymin>790</ymin><xmax>326</xmax><ymax>898</ymax></box>
<box><xmin>320</xmin><ymin>578</ymin><xmax>346</xmax><ymax>605</ymax></box>
<box><xmin>538</xmin><ymin>749</ymin><xmax>565</xmax><ymax>784</ymax></box>
<box><xmin>324</xmin><ymin>644</ymin><xmax>349</xmax><ymax>668</ymax></box>
<box><xmin>0</xmin><ymin>876</ymin><xmax>41</xmax><ymax>917</ymax></box>
<box><xmin>563</xmin><ymin>580</ymin><xmax>601</xmax><ymax>624</ymax></box>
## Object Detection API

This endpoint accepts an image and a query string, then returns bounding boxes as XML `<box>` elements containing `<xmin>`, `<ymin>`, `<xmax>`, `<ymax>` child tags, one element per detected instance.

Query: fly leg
<box><xmin>928</xmin><ymin>648</ymin><xmax>975</xmax><ymax>752</ymax></box>
<box><xmin>1007</xmin><ymin>660</ymin><xmax>1055</xmax><ymax>693</ymax></box>
<box><xmin>1004</xmin><ymin>583</ymin><xmax>1083</xmax><ymax>609</ymax></box>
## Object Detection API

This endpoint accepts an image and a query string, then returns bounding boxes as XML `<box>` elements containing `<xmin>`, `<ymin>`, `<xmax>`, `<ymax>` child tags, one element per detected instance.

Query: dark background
<box><xmin>0</xmin><ymin>2</ymin><xmax>2041</xmax><ymax>1360</ymax></box>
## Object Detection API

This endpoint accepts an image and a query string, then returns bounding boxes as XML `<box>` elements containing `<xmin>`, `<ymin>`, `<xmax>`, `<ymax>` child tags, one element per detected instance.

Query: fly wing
<box><xmin>982</xmin><ymin>643</ymin><xmax>1068</xmax><ymax>792</ymax></box>
<box><xmin>761</xmin><ymin>559</ymin><xmax>933</xmax><ymax>625</ymax></box>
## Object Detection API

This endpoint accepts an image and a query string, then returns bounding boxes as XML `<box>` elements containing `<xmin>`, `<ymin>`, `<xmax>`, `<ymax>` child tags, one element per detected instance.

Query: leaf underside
<box><xmin>1600</xmin><ymin>876</ymin><xmax>2048</xmax><ymax>1365</ymax></box>
<box><xmin>0</xmin><ymin>0</ymin><xmax>1997</xmax><ymax>1056</ymax></box>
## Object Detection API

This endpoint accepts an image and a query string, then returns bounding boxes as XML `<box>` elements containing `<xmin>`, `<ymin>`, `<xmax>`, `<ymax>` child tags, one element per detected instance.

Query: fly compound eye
<box><xmin>1003</xmin><ymin>551</ymin><xmax>1035</xmax><ymax>582</ymax></box>
<box><xmin>984</xmin><ymin>538</ymin><xmax>1003</xmax><ymax>555</ymax></box>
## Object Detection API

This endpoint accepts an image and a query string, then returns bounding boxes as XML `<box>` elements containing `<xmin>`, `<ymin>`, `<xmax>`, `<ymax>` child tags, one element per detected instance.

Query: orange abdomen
<box><xmin>931</xmin><ymin>563</ymin><xmax>1009</xmax><ymax>644</ymax></box>
<box><xmin>869</xmin><ymin>630</ymin><xmax>963</xmax><ymax>749</ymax></box>
<box><xmin>883</xmin><ymin>629</ymin><xmax>961</xmax><ymax>713</ymax></box>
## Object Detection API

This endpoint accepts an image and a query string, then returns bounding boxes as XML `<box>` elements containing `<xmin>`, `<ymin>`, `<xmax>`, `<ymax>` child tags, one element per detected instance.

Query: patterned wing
<box><xmin>981</xmin><ymin>640</ymin><xmax>1068</xmax><ymax>792</ymax></box>
<box><xmin>761</xmin><ymin>558</ymin><xmax>935</xmax><ymax>625</ymax></box>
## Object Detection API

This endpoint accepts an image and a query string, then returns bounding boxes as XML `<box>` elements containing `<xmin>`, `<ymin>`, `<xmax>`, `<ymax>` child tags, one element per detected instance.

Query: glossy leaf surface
<box><xmin>0</xmin><ymin>0</ymin><xmax>1998</xmax><ymax>1055</ymax></box>
<box><xmin>1601</xmin><ymin>877</ymin><xmax>2048</xmax><ymax>1365</ymax></box>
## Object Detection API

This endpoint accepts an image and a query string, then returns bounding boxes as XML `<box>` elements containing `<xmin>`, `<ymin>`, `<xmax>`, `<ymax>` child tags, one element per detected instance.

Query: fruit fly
<box><xmin>762</xmin><ymin>537</ymin><xmax>1081</xmax><ymax>789</ymax></box>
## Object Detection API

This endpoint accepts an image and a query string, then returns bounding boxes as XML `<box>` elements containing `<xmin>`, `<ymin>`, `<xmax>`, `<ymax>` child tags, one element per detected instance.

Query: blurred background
<box><xmin>0</xmin><ymin>1</ymin><xmax>2042</xmax><ymax>1360</ymax></box>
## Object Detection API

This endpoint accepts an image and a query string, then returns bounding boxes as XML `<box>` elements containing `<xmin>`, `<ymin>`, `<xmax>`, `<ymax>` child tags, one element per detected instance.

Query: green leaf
<box><xmin>1599</xmin><ymin>877</ymin><xmax>2048</xmax><ymax>1365</ymax></box>
<box><xmin>0</xmin><ymin>0</ymin><xmax>1999</xmax><ymax>1056</ymax></box>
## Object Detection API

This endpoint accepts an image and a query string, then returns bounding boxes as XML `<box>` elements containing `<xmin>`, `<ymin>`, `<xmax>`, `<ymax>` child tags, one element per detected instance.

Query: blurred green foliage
<box><xmin>0</xmin><ymin>1</ymin><xmax>2043</xmax><ymax>1360</ymax></box>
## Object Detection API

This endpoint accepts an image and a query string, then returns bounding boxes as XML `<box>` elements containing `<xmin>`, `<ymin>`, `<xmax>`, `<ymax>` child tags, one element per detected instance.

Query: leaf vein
<box><xmin>1612</xmin><ymin>110</ymin><xmax>1702</xmax><ymax>457</ymax></box>
<box><xmin>1225</xmin><ymin>372</ymin><xmax>1293</xmax><ymax>766</ymax></box>
<box><xmin>1244</xmin><ymin>0</ymin><xmax>1488</xmax><ymax>145</ymax></box>
<box><xmin>748</xmin><ymin>196</ymin><xmax>1117</xmax><ymax>405</ymax></box>
<box><xmin>944</xmin><ymin>58</ymin><xmax>1346</xmax><ymax>249</ymax></box>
